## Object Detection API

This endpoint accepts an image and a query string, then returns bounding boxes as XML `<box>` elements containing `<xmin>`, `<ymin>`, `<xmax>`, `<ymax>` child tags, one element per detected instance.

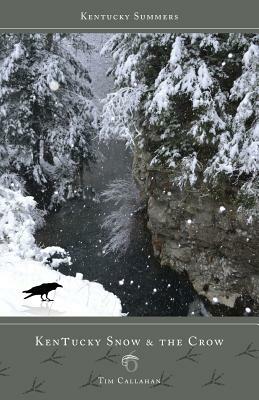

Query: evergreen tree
<box><xmin>0</xmin><ymin>33</ymin><xmax>96</xmax><ymax>207</ymax></box>
<box><xmin>100</xmin><ymin>33</ymin><xmax>259</xmax><ymax>205</ymax></box>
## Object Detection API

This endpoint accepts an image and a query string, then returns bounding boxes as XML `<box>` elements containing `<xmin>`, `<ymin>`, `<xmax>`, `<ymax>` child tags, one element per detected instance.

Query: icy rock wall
<box><xmin>133</xmin><ymin>146</ymin><xmax>259</xmax><ymax>309</ymax></box>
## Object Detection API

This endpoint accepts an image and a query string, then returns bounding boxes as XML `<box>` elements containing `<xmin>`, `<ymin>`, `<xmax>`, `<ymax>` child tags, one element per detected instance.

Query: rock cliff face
<box><xmin>133</xmin><ymin>147</ymin><xmax>259</xmax><ymax>311</ymax></box>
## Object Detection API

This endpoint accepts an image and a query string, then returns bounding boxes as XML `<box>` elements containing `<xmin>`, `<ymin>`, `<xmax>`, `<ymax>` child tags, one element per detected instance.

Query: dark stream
<box><xmin>36</xmin><ymin>142</ymin><xmax>196</xmax><ymax>316</ymax></box>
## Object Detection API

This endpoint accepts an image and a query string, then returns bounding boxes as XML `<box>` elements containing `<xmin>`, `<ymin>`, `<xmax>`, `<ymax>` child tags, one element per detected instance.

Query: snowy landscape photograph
<box><xmin>0</xmin><ymin>33</ymin><xmax>258</xmax><ymax>317</ymax></box>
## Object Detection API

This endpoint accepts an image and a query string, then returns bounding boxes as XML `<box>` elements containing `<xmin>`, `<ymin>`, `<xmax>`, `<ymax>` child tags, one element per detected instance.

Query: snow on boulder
<box><xmin>0</xmin><ymin>247</ymin><xmax>122</xmax><ymax>316</ymax></box>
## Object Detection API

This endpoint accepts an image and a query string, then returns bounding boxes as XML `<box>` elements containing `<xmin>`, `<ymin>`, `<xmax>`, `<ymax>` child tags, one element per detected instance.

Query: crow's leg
<box><xmin>46</xmin><ymin>294</ymin><xmax>54</xmax><ymax>302</ymax></box>
<box><xmin>41</xmin><ymin>294</ymin><xmax>46</xmax><ymax>301</ymax></box>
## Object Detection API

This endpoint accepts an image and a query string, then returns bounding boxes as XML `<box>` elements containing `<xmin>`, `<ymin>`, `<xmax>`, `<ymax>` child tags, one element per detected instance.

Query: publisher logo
<box><xmin>121</xmin><ymin>352</ymin><xmax>139</xmax><ymax>373</ymax></box>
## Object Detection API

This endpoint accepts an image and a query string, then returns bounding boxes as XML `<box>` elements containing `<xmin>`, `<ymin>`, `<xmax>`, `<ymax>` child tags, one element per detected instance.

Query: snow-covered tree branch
<box><xmin>100</xmin><ymin>33</ymin><xmax>259</xmax><ymax>205</ymax></box>
<box><xmin>101</xmin><ymin>176</ymin><xmax>143</xmax><ymax>255</ymax></box>
<box><xmin>0</xmin><ymin>33</ymin><xmax>97</xmax><ymax>207</ymax></box>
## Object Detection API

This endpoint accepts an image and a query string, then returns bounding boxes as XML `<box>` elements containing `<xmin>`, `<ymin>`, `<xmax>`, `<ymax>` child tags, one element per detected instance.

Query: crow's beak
<box><xmin>58</xmin><ymin>284</ymin><xmax>63</xmax><ymax>288</ymax></box>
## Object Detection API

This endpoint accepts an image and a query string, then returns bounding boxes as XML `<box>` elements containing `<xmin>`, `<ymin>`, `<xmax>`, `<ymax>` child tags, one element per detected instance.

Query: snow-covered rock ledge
<box><xmin>0</xmin><ymin>247</ymin><xmax>122</xmax><ymax>316</ymax></box>
<box><xmin>0</xmin><ymin>181</ymin><xmax>122</xmax><ymax>316</ymax></box>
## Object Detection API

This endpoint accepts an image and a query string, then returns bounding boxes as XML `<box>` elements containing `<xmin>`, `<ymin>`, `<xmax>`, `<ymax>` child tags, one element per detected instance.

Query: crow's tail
<box><xmin>24</xmin><ymin>293</ymin><xmax>34</xmax><ymax>299</ymax></box>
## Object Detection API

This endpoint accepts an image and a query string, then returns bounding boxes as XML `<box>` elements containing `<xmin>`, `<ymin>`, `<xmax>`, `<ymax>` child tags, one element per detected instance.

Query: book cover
<box><xmin>0</xmin><ymin>0</ymin><xmax>258</xmax><ymax>398</ymax></box>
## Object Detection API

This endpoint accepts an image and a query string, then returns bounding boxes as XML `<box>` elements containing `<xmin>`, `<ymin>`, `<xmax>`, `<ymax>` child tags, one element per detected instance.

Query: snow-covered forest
<box><xmin>0</xmin><ymin>33</ymin><xmax>258</xmax><ymax>316</ymax></box>
<box><xmin>101</xmin><ymin>34</ymin><xmax>258</xmax><ymax>199</ymax></box>
<box><xmin>0</xmin><ymin>33</ymin><xmax>121</xmax><ymax>315</ymax></box>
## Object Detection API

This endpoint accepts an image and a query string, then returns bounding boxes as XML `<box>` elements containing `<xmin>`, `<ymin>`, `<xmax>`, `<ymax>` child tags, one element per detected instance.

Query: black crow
<box><xmin>23</xmin><ymin>282</ymin><xmax>63</xmax><ymax>301</ymax></box>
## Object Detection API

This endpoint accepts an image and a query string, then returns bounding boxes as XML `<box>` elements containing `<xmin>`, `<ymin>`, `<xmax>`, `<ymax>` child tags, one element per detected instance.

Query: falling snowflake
<box><xmin>49</xmin><ymin>80</ymin><xmax>60</xmax><ymax>91</ymax></box>
<box><xmin>118</xmin><ymin>279</ymin><xmax>124</xmax><ymax>286</ymax></box>
<box><xmin>212</xmin><ymin>297</ymin><xmax>219</xmax><ymax>303</ymax></box>
<box><xmin>219</xmin><ymin>206</ymin><xmax>226</xmax><ymax>213</ymax></box>
<box><xmin>187</xmin><ymin>219</ymin><xmax>192</xmax><ymax>224</ymax></box>
<box><xmin>247</xmin><ymin>216</ymin><xmax>253</xmax><ymax>224</ymax></box>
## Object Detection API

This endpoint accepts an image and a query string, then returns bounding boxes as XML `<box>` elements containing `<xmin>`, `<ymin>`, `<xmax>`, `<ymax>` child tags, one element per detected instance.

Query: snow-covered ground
<box><xmin>0</xmin><ymin>178</ymin><xmax>122</xmax><ymax>316</ymax></box>
<box><xmin>0</xmin><ymin>181</ymin><xmax>122</xmax><ymax>317</ymax></box>
<box><xmin>0</xmin><ymin>245</ymin><xmax>122</xmax><ymax>316</ymax></box>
